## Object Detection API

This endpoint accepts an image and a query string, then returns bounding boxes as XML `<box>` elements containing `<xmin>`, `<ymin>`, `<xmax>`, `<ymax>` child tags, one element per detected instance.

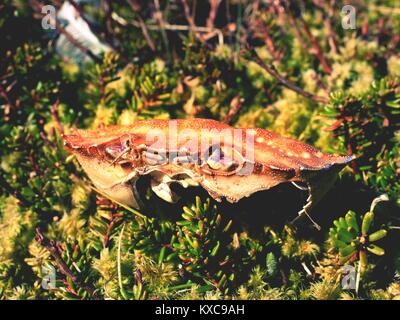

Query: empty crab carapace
<box><xmin>62</xmin><ymin>118</ymin><xmax>352</xmax><ymax>214</ymax></box>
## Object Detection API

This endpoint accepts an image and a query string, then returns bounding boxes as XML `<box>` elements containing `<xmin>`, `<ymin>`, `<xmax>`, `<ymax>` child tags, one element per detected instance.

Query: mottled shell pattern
<box><xmin>63</xmin><ymin>119</ymin><xmax>352</xmax><ymax>216</ymax></box>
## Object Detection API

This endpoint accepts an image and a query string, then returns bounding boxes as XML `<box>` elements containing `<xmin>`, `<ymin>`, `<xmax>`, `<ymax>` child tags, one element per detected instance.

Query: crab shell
<box><xmin>62</xmin><ymin>119</ymin><xmax>352</xmax><ymax>214</ymax></box>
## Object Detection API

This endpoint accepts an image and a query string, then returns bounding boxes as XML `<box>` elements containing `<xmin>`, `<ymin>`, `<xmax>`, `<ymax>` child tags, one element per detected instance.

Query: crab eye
<box><xmin>205</xmin><ymin>145</ymin><xmax>239</xmax><ymax>172</ymax></box>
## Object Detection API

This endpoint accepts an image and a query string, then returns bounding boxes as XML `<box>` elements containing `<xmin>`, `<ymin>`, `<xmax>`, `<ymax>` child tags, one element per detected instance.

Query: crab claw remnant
<box><xmin>62</xmin><ymin>119</ymin><xmax>353</xmax><ymax>221</ymax></box>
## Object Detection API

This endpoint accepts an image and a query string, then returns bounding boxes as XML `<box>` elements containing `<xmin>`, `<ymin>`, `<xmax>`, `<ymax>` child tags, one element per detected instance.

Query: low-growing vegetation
<box><xmin>0</xmin><ymin>0</ymin><xmax>399</xmax><ymax>300</ymax></box>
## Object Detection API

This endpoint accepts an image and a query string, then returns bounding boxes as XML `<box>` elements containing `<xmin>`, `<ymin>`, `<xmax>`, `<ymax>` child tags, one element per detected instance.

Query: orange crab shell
<box><xmin>62</xmin><ymin>118</ymin><xmax>353</xmax><ymax>211</ymax></box>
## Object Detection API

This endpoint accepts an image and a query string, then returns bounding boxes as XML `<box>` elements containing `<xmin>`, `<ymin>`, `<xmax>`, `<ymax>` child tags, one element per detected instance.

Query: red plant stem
<box><xmin>36</xmin><ymin>228</ymin><xmax>99</xmax><ymax>299</ymax></box>
<box><xmin>180</xmin><ymin>0</ymin><xmax>206</xmax><ymax>45</ymax></box>
<box><xmin>223</xmin><ymin>95</ymin><xmax>244</xmax><ymax>124</ymax></box>
<box><xmin>284</xmin><ymin>1</ymin><xmax>332</xmax><ymax>74</ymax></box>
<box><xmin>250</xmin><ymin>16</ymin><xmax>282</xmax><ymax>61</ymax></box>
<box><xmin>0</xmin><ymin>83</ymin><xmax>15</xmax><ymax>121</ymax></box>
<box><xmin>245</xmin><ymin>46</ymin><xmax>328</xmax><ymax>104</ymax></box>
<box><xmin>207</xmin><ymin>0</ymin><xmax>221</xmax><ymax>29</ymax></box>
<box><xmin>298</xmin><ymin>15</ymin><xmax>332</xmax><ymax>74</ymax></box>
<box><xmin>127</xmin><ymin>0</ymin><xmax>156</xmax><ymax>51</ymax></box>
<box><xmin>51</xmin><ymin>100</ymin><xmax>64</xmax><ymax>135</ymax></box>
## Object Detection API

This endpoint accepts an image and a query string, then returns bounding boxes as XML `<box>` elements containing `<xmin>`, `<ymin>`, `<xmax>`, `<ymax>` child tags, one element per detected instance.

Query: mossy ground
<box><xmin>0</xmin><ymin>0</ymin><xmax>399</xmax><ymax>300</ymax></box>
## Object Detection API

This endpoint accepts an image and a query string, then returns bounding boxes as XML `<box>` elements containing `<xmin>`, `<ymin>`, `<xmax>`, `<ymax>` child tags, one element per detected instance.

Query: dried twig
<box><xmin>249</xmin><ymin>18</ymin><xmax>283</xmax><ymax>61</ymax></box>
<box><xmin>311</xmin><ymin>0</ymin><xmax>338</xmax><ymax>54</ymax></box>
<box><xmin>36</xmin><ymin>228</ymin><xmax>99</xmax><ymax>299</ymax></box>
<box><xmin>127</xmin><ymin>0</ymin><xmax>156</xmax><ymax>51</ymax></box>
<box><xmin>245</xmin><ymin>46</ymin><xmax>328</xmax><ymax>104</ymax></box>
<box><xmin>223</xmin><ymin>95</ymin><xmax>244</xmax><ymax>124</ymax></box>
<box><xmin>206</xmin><ymin>0</ymin><xmax>221</xmax><ymax>29</ymax></box>
<box><xmin>102</xmin><ymin>0</ymin><xmax>113</xmax><ymax>38</ymax></box>
<box><xmin>298</xmin><ymin>14</ymin><xmax>332</xmax><ymax>74</ymax></box>
<box><xmin>285</xmin><ymin>7</ymin><xmax>309</xmax><ymax>52</ymax></box>
<box><xmin>51</xmin><ymin>100</ymin><xmax>64</xmax><ymax>135</ymax></box>
<box><xmin>284</xmin><ymin>1</ymin><xmax>332</xmax><ymax>74</ymax></box>
<box><xmin>95</xmin><ymin>196</ymin><xmax>123</xmax><ymax>248</ymax></box>
<box><xmin>180</xmin><ymin>0</ymin><xmax>210</xmax><ymax>47</ymax></box>
<box><xmin>326</xmin><ymin>0</ymin><xmax>338</xmax><ymax>54</ymax></box>
<box><xmin>127</xmin><ymin>21</ymin><xmax>225</xmax><ymax>46</ymax></box>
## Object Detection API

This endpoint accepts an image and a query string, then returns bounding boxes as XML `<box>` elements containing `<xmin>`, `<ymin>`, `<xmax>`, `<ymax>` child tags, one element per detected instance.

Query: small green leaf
<box><xmin>367</xmin><ymin>244</ymin><xmax>385</xmax><ymax>256</ymax></box>
<box><xmin>368</xmin><ymin>229</ymin><xmax>387</xmax><ymax>242</ymax></box>
<box><xmin>210</xmin><ymin>241</ymin><xmax>220</xmax><ymax>256</ymax></box>
<box><xmin>337</xmin><ymin>228</ymin><xmax>354</xmax><ymax>243</ymax></box>
<box><xmin>345</xmin><ymin>210</ymin><xmax>359</xmax><ymax>233</ymax></box>
<box><xmin>339</xmin><ymin>244</ymin><xmax>356</xmax><ymax>257</ymax></box>
<box><xmin>362</xmin><ymin>211</ymin><xmax>374</xmax><ymax>235</ymax></box>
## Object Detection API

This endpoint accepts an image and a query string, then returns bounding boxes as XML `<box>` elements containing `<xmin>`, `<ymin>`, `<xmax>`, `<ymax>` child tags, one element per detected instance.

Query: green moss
<box><xmin>0</xmin><ymin>0</ymin><xmax>399</xmax><ymax>300</ymax></box>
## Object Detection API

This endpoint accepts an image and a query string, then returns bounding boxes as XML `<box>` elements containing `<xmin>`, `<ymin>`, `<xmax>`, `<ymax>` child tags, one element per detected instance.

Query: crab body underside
<box><xmin>63</xmin><ymin>119</ymin><xmax>352</xmax><ymax>216</ymax></box>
